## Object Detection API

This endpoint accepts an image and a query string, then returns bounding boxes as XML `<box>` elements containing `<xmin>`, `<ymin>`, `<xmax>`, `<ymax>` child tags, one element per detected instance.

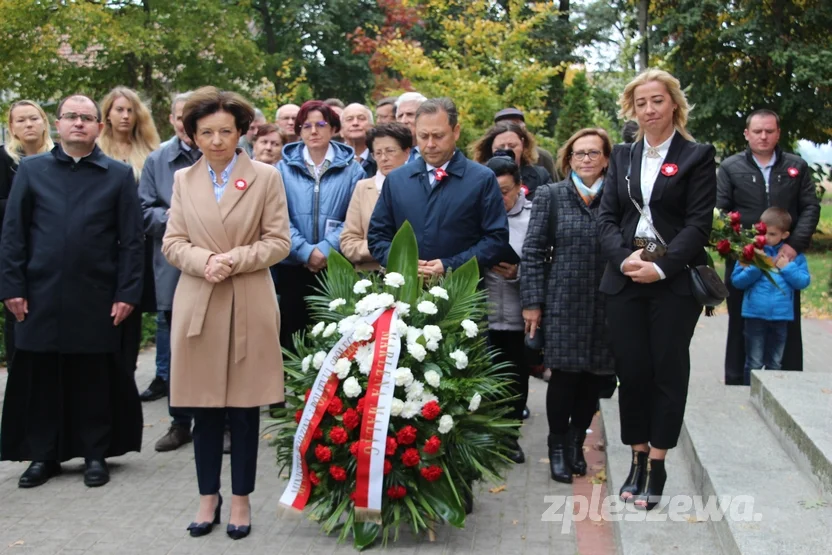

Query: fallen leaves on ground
<box><xmin>489</xmin><ymin>485</ymin><xmax>506</xmax><ymax>494</ymax></box>
<box><xmin>589</xmin><ymin>470</ymin><xmax>607</xmax><ymax>484</ymax></box>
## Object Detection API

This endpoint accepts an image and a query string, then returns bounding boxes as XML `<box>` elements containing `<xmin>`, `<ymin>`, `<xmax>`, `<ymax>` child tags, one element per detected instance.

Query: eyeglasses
<box><xmin>59</xmin><ymin>112</ymin><xmax>99</xmax><ymax>123</ymax></box>
<box><xmin>373</xmin><ymin>147</ymin><xmax>403</xmax><ymax>160</ymax></box>
<box><xmin>301</xmin><ymin>121</ymin><xmax>330</xmax><ymax>131</ymax></box>
<box><xmin>571</xmin><ymin>150</ymin><xmax>603</xmax><ymax>161</ymax></box>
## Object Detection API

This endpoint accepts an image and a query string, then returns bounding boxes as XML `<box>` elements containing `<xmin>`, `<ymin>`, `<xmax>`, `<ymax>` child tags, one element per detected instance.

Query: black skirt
<box><xmin>0</xmin><ymin>350</ymin><xmax>143</xmax><ymax>462</ymax></box>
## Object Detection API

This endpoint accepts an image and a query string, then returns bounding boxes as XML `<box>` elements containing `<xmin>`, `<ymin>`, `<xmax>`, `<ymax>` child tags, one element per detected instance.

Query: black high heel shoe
<box><xmin>187</xmin><ymin>493</ymin><xmax>222</xmax><ymax>537</ymax></box>
<box><xmin>619</xmin><ymin>450</ymin><xmax>647</xmax><ymax>502</ymax></box>
<box><xmin>635</xmin><ymin>458</ymin><xmax>667</xmax><ymax>511</ymax></box>
<box><xmin>227</xmin><ymin>501</ymin><xmax>252</xmax><ymax>540</ymax></box>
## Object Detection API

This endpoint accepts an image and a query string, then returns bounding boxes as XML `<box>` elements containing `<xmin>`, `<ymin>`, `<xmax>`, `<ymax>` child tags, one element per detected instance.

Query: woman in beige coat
<box><xmin>162</xmin><ymin>87</ymin><xmax>290</xmax><ymax>540</ymax></box>
<box><xmin>340</xmin><ymin>123</ymin><xmax>411</xmax><ymax>270</ymax></box>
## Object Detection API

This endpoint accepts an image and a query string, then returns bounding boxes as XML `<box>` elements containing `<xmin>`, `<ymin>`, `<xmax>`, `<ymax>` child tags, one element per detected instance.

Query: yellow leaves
<box><xmin>489</xmin><ymin>485</ymin><xmax>506</xmax><ymax>494</ymax></box>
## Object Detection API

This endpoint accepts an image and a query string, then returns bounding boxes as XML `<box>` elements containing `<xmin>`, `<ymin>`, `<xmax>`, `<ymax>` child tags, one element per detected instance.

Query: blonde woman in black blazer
<box><xmin>597</xmin><ymin>69</ymin><xmax>717</xmax><ymax>511</ymax></box>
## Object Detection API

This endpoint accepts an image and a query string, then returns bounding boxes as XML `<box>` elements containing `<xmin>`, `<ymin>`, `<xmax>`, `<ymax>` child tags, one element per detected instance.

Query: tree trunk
<box><xmin>638</xmin><ymin>0</ymin><xmax>649</xmax><ymax>71</ymax></box>
<box><xmin>253</xmin><ymin>1</ymin><xmax>282</xmax><ymax>98</ymax></box>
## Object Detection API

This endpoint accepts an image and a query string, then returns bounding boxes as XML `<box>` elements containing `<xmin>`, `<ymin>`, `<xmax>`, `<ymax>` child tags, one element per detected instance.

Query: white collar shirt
<box><xmin>425</xmin><ymin>159</ymin><xmax>451</xmax><ymax>189</ymax></box>
<box><xmin>636</xmin><ymin>131</ymin><xmax>675</xmax><ymax>240</ymax></box>
<box><xmin>302</xmin><ymin>144</ymin><xmax>335</xmax><ymax>181</ymax></box>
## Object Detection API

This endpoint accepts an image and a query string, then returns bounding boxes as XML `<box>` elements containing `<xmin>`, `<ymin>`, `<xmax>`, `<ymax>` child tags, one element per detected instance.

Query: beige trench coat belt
<box><xmin>186</xmin><ymin>276</ymin><xmax>248</xmax><ymax>363</ymax></box>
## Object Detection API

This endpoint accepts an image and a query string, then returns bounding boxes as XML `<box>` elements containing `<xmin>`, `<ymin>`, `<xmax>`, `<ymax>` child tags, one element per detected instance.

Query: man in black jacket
<box><xmin>717</xmin><ymin>109</ymin><xmax>820</xmax><ymax>385</ymax></box>
<box><xmin>0</xmin><ymin>94</ymin><xmax>145</xmax><ymax>488</ymax></box>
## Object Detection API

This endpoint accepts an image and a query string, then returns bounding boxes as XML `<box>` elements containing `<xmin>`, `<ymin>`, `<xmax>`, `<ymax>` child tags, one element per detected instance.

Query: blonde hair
<box><xmin>4</xmin><ymin>100</ymin><xmax>54</xmax><ymax>164</ymax></box>
<box><xmin>619</xmin><ymin>69</ymin><xmax>693</xmax><ymax>142</ymax></box>
<box><xmin>98</xmin><ymin>87</ymin><xmax>160</xmax><ymax>179</ymax></box>
<box><xmin>556</xmin><ymin>128</ymin><xmax>613</xmax><ymax>178</ymax></box>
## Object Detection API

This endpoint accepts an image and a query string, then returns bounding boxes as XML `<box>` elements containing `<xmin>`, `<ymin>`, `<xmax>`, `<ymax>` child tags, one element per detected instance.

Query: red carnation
<box><xmin>732</xmin><ymin>223</ymin><xmax>742</xmax><ymax>234</ymax></box>
<box><xmin>387</xmin><ymin>485</ymin><xmax>407</xmax><ymax>499</ymax></box>
<box><xmin>742</xmin><ymin>243</ymin><xmax>756</xmax><ymax>262</ymax></box>
<box><xmin>309</xmin><ymin>471</ymin><xmax>320</xmax><ymax>486</ymax></box>
<box><xmin>384</xmin><ymin>459</ymin><xmax>392</xmax><ymax>475</ymax></box>
<box><xmin>327</xmin><ymin>397</ymin><xmax>343</xmax><ymax>416</ymax></box>
<box><xmin>660</xmin><ymin>163</ymin><xmax>678</xmax><ymax>177</ymax></box>
<box><xmin>401</xmin><ymin>448</ymin><xmax>421</xmax><ymax>467</ymax></box>
<box><xmin>342</xmin><ymin>408</ymin><xmax>360</xmax><ymax>430</ymax></box>
<box><xmin>716</xmin><ymin>239</ymin><xmax>732</xmax><ymax>256</ymax></box>
<box><xmin>313</xmin><ymin>428</ymin><xmax>323</xmax><ymax>440</ymax></box>
<box><xmin>423</xmin><ymin>435</ymin><xmax>442</xmax><ymax>455</ymax></box>
<box><xmin>329</xmin><ymin>426</ymin><xmax>348</xmax><ymax>445</ymax></box>
<box><xmin>350</xmin><ymin>490</ymin><xmax>359</xmax><ymax>502</ymax></box>
<box><xmin>294</xmin><ymin>410</ymin><xmax>303</xmax><ymax>424</ymax></box>
<box><xmin>314</xmin><ymin>444</ymin><xmax>332</xmax><ymax>463</ymax></box>
<box><xmin>729</xmin><ymin>211</ymin><xmax>741</xmax><ymax>225</ymax></box>
<box><xmin>787</xmin><ymin>167</ymin><xmax>799</xmax><ymax>178</ymax></box>
<box><xmin>396</xmin><ymin>425</ymin><xmax>418</xmax><ymax>445</ymax></box>
<box><xmin>754</xmin><ymin>235</ymin><xmax>767</xmax><ymax>249</ymax></box>
<box><xmin>754</xmin><ymin>222</ymin><xmax>767</xmax><ymax>235</ymax></box>
<box><xmin>329</xmin><ymin>465</ymin><xmax>347</xmax><ymax>481</ymax></box>
<box><xmin>304</xmin><ymin>389</ymin><xmax>311</xmax><ymax>402</ymax></box>
<box><xmin>420</xmin><ymin>465</ymin><xmax>443</xmax><ymax>482</ymax></box>
<box><xmin>386</xmin><ymin>436</ymin><xmax>398</xmax><ymax>456</ymax></box>
<box><xmin>421</xmin><ymin>400</ymin><xmax>441</xmax><ymax>420</ymax></box>
<box><xmin>356</xmin><ymin>397</ymin><xmax>365</xmax><ymax>414</ymax></box>
<box><xmin>350</xmin><ymin>441</ymin><xmax>360</xmax><ymax>456</ymax></box>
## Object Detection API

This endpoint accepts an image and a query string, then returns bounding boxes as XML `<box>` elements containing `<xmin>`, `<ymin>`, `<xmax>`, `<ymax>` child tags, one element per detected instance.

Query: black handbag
<box><xmin>624</xmin><ymin>144</ymin><xmax>729</xmax><ymax>313</ymax></box>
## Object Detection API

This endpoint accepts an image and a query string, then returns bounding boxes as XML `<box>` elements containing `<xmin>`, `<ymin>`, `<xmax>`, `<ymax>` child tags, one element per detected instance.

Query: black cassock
<box><xmin>0</xmin><ymin>145</ymin><xmax>144</xmax><ymax>462</ymax></box>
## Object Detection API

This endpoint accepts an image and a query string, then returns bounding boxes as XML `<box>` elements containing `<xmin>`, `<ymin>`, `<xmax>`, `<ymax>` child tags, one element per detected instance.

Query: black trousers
<box><xmin>605</xmin><ymin>282</ymin><xmax>702</xmax><ymax>450</ymax></box>
<box><xmin>546</xmin><ymin>370</ymin><xmax>604</xmax><ymax>436</ymax></box>
<box><xmin>488</xmin><ymin>330</ymin><xmax>530</xmax><ymax>421</ymax></box>
<box><xmin>276</xmin><ymin>265</ymin><xmax>320</xmax><ymax>354</ymax></box>
<box><xmin>192</xmin><ymin>407</ymin><xmax>260</xmax><ymax>496</ymax></box>
<box><xmin>3</xmin><ymin>307</ymin><xmax>15</xmax><ymax>367</ymax></box>
<box><xmin>723</xmin><ymin>259</ymin><xmax>803</xmax><ymax>385</ymax></box>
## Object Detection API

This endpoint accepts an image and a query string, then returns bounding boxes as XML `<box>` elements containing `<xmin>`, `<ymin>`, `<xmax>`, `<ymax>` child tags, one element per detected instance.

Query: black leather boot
<box><xmin>619</xmin><ymin>449</ymin><xmax>648</xmax><ymax>502</ymax></box>
<box><xmin>547</xmin><ymin>434</ymin><xmax>572</xmax><ymax>483</ymax></box>
<box><xmin>568</xmin><ymin>427</ymin><xmax>587</xmax><ymax>476</ymax></box>
<box><xmin>635</xmin><ymin>458</ymin><xmax>667</xmax><ymax>511</ymax></box>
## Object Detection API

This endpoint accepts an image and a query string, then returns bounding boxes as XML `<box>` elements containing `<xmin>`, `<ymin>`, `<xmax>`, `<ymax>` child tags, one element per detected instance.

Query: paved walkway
<box><xmin>0</xmin><ymin>315</ymin><xmax>830</xmax><ymax>554</ymax></box>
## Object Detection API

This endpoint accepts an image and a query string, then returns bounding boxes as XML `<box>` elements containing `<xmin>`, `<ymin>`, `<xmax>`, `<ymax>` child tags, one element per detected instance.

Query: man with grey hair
<box><xmin>138</xmin><ymin>91</ymin><xmax>202</xmax><ymax>452</ymax></box>
<box><xmin>341</xmin><ymin>103</ymin><xmax>376</xmax><ymax>176</ymax></box>
<box><xmin>276</xmin><ymin>103</ymin><xmax>300</xmax><ymax>143</ymax></box>
<box><xmin>395</xmin><ymin>92</ymin><xmax>428</xmax><ymax>162</ymax></box>
<box><xmin>238</xmin><ymin>108</ymin><xmax>266</xmax><ymax>157</ymax></box>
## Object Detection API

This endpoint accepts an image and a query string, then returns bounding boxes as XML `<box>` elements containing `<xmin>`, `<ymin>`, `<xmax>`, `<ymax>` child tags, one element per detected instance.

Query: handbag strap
<box><xmin>544</xmin><ymin>181</ymin><xmax>559</xmax><ymax>263</ymax></box>
<box><xmin>625</xmin><ymin>142</ymin><xmax>668</xmax><ymax>248</ymax></box>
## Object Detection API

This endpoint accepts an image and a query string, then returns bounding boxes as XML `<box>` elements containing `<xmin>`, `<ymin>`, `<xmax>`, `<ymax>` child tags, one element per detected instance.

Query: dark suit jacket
<box><xmin>597</xmin><ymin>134</ymin><xmax>717</xmax><ymax>296</ymax></box>
<box><xmin>367</xmin><ymin>149</ymin><xmax>509</xmax><ymax>270</ymax></box>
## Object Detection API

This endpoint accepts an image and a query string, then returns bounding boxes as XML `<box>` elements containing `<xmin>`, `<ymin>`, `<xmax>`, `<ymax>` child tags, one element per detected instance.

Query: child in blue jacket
<box><xmin>731</xmin><ymin>207</ymin><xmax>811</xmax><ymax>385</ymax></box>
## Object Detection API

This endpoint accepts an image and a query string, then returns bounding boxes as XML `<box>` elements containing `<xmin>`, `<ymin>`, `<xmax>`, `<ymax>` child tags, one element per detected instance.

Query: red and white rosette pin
<box><xmin>787</xmin><ymin>167</ymin><xmax>799</xmax><ymax>178</ymax></box>
<box><xmin>434</xmin><ymin>168</ymin><xmax>448</xmax><ymax>182</ymax></box>
<box><xmin>520</xmin><ymin>184</ymin><xmax>529</xmax><ymax>197</ymax></box>
<box><xmin>234</xmin><ymin>178</ymin><xmax>247</xmax><ymax>191</ymax></box>
<box><xmin>661</xmin><ymin>163</ymin><xmax>678</xmax><ymax>177</ymax></box>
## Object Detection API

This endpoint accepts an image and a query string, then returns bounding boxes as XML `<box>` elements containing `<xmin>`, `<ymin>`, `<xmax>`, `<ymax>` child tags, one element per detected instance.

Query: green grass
<box><xmin>818</xmin><ymin>202</ymin><xmax>832</xmax><ymax>235</ymax></box>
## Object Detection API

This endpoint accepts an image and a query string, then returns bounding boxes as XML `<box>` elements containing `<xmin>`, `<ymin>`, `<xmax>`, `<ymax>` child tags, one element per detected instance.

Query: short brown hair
<box><xmin>760</xmin><ymin>206</ymin><xmax>792</xmax><ymax>231</ymax></box>
<box><xmin>471</xmin><ymin>122</ymin><xmax>538</xmax><ymax>166</ymax></box>
<box><xmin>254</xmin><ymin>123</ymin><xmax>286</xmax><ymax>143</ymax></box>
<box><xmin>556</xmin><ymin>128</ymin><xmax>613</xmax><ymax>178</ymax></box>
<box><xmin>182</xmin><ymin>86</ymin><xmax>255</xmax><ymax>143</ymax></box>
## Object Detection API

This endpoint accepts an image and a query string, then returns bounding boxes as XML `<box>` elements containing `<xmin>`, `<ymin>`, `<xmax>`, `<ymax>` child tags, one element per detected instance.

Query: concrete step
<box><xmin>600</xmin><ymin>398</ymin><xmax>722</xmax><ymax>555</ymax></box>
<box><xmin>750</xmin><ymin>370</ymin><xmax>832</xmax><ymax>499</ymax></box>
<box><xmin>681</xmin><ymin>384</ymin><xmax>832</xmax><ymax>555</ymax></box>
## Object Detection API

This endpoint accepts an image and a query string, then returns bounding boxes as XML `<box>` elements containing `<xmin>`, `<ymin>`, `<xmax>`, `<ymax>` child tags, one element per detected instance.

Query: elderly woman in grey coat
<box><xmin>484</xmin><ymin>156</ymin><xmax>532</xmax><ymax>464</ymax></box>
<box><xmin>520</xmin><ymin>128</ymin><xmax>616</xmax><ymax>484</ymax></box>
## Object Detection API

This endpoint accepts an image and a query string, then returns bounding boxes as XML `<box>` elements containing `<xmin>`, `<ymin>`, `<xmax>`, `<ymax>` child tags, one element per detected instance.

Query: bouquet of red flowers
<box><xmin>710</xmin><ymin>209</ymin><xmax>777</xmax><ymax>274</ymax></box>
<box><xmin>270</xmin><ymin>223</ymin><xmax>517</xmax><ymax>550</ymax></box>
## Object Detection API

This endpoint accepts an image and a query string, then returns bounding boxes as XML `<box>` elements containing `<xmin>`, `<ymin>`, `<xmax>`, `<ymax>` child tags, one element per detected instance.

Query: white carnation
<box><xmin>423</xmin><ymin>325</ymin><xmax>442</xmax><ymax>343</ymax></box>
<box><xmin>301</xmin><ymin>354</ymin><xmax>313</xmax><ymax>373</ymax></box>
<box><xmin>334</xmin><ymin>358</ymin><xmax>352</xmax><ymax>380</ymax></box>
<box><xmin>425</xmin><ymin>340</ymin><xmax>439</xmax><ymax>352</ymax></box>
<box><xmin>438</xmin><ymin>414</ymin><xmax>454</xmax><ymax>434</ymax></box>
<box><xmin>354</xmin><ymin>292</ymin><xmax>396</xmax><ymax>316</ymax></box>
<box><xmin>395</xmin><ymin>301</ymin><xmax>411</xmax><ymax>317</ymax></box>
<box><xmin>393</xmin><ymin>367</ymin><xmax>414</xmax><ymax>387</ymax></box>
<box><xmin>384</xmin><ymin>272</ymin><xmax>406</xmax><ymax>288</ymax></box>
<box><xmin>406</xmin><ymin>326</ymin><xmax>423</xmax><ymax>345</ymax></box>
<box><xmin>424</xmin><ymin>370</ymin><xmax>441</xmax><ymax>388</ymax></box>
<box><xmin>468</xmin><ymin>393</ymin><xmax>482</xmax><ymax>412</ymax></box>
<box><xmin>355</xmin><ymin>342</ymin><xmax>375</xmax><ymax>375</ymax></box>
<box><xmin>338</xmin><ymin>315</ymin><xmax>359</xmax><ymax>336</ymax></box>
<box><xmin>353</xmin><ymin>279</ymin><xmax>373</xmax><ymax>295</ymax></box>
<box><xmin>329</xmin><ymin>298</ymin><xmax>347</xmax><ymax>311</ymax></box>
<box><xmin>342</xmin><ymin>376</ymin><xmax>362</xmax><ymax>398</ymax></box>
<box><xmin>417</xmin><ymin>300</ymin><xmax>438</xmax><ymax>315</ymax></box>
<box><xmin>322</xmin><ymin>322</ymin><xmax>337</xmax><ymax>338</ymax></box>
<box><xmin>405</xmin><ymin>380</ymin><xmax>424</xmax><ymax>400</ymax></box>
<box><xmin>310</xmin><ymin>321</ymin><xmax>325</xmax><ymax>337</ymax></box>
<box><xmin>449</xmin><ymin>349</ymin><xmax>468</xmax><ymax>370</ymax></box>
<box><xmin>429</xmin><ymin>286</ymin><xmax>449</xmax><ymax>300</ymax></box>
<box><xmin>394</xmin><ymin>319</ymin><xmax>408</xmax><ymax>338</ymax></box>
<box><xmin>419</xmin><ymin>392</ymin><xmax>439</xmax><ymax>406</ymax></box>
<box><xmin>352</xmin><ymin>321</ymin><xmax>375</xmax><ymax>343</ymax></box>
<box><xmin>461</xmin><ymin>319</ymin><xmax>479</xmax><ymax>338</ymax></box>
<box><xmin>312</xmin><ymin>351</ymin><xmax>327</xmax><ymax>370</ymax></box>
<box><xmin>390</xmin><ymin>398</ymin><xmax>405</xmax><ymax>416</ymax></box>
<box><xmin>407</xmin><ymin>342</ymin><xmax>427</xmax><ymax>362</ymax></box>
<box><xmin>400</xmin><ymin>401</ymin><xmax>420</xmax><ymax>419</ymax></box>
